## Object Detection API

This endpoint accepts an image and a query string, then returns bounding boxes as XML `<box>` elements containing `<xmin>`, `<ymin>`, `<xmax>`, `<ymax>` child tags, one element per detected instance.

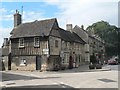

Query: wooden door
<box><xmin>36</xmin><ymin>56</ymin><xmax>41</xmax><ymax>70</ymax></box>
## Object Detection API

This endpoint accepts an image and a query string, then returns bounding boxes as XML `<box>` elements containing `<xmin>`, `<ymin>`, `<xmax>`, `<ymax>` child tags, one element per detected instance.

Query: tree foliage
<box><xmin>86</xmin><ymin>21</ymin><xmax>119</xmax><ymax>57</ymax></box>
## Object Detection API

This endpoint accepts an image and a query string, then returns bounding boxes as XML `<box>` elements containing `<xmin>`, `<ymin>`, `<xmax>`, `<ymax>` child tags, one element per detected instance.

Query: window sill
<box><xmin>34</xmin><ymin>46</ymin><xmax>40</xmax><ymax>48</ymax></box>
<box><xmin>19</xmin><ymin>46</ymin><xmax>25</xmax><ymax>48</ymax></box>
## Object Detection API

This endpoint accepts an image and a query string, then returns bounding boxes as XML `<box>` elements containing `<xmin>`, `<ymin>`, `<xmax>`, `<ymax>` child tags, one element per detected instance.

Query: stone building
<box><xmin>1</xmin><ymin>10</ymin><xmax>86</xmax><ymax>71</ymax></box>
<box><xmin>88</xmin><ymin>35</ymin><xmax>105</xmax><ymax>64</ymax></box>
<box><xmin>72</xmin><ymin>25</ymin><xmax>90</xmax><ymax>63</ymax></box>
<box><xmin>72</xmin><ymin>25</ymin><xmax>105</xmax><ymax>64</ymax></box>
<box><xmin>1</xmin><ymin>38</ymin><xmax>11</xmax><ymax>70</ymax></box>
<box><xmin>1</xmin><ymin>10</ymin><xmax>105</xmax><ymax>71</ymax></box>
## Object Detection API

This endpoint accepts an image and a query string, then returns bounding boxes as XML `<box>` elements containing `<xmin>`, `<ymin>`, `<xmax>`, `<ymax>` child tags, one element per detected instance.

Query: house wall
<box><xmin>49</xmin><ymin>36</ymin><xmax>61</xmax><ymax>55</ymax></box>
<box><xmin>61</xmin><ymin>40</ymin><xmax>86</xmax><ymax>68</ymax></box>
<box><xmin>73</xmin><ymin>27</ymin><xmax>90</xmax><ymax>63</ymax></box>
<box><xmin>2</xmin><ymin>56</ymin><xmax>8</xmax><ymax>70</ymax></box>
<box><xmin>11</xmin><ymin>37</ymin><xmax>48</xmax><ymax>56</ymax></box>
<box><xmin>48</xmin><ymin>36</ymin><xmax>61</xmax><ymax>70</ymax></box>
<box><xmin>11</xmin><ymin>56</ymin><xmax>36</xmax><ymax>71</ymax></box>
<box><xmin>89</xmin><ymin>36</ymin><xmax>105</xmax><ymax>64</ymax></box>
<box><xmin>61</xmin><ymin>41</ymin><xmax>70</xmax><ymax>68</ymax></box>
<box><xmin>10</xmin><ymin>37</ymin><xmax>49</xmax><ymax>71</ymax></box>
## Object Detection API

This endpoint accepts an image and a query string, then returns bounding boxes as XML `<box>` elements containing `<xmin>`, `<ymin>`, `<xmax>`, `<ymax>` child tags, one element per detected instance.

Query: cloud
<box><xmin>0</xmin><ymin>9</ymin><xmax>44</xmax><ymax>47</ymax></box>
<box><xmin>1</xmin><ymin>0</ymin><xmax>119</xmax><ymax>2</ymax></box>
<box><xmin>0</xmin><ymin>8</ymin><xmax>7</xmax><ymax>13</ymax></box>
<box><xmin>0</xmin><ymin>0</ymin><xmax>119</xmax><ymax>47</ymax></box>
<box><xmin>43</xmin><ymin>0</ymin><xmax>118</xmax><ymax>29</ymax></box>
<box><xmin>22</xmin><ymin>11</ymin><xmax>45</xmax><ymax>23</ymax></box>
<box><xmin>0</xmin><ymin>9</ymin><xmax>45</xmax><ymax>47</ymax></box>
<box><xmin>0</xmin><ymin>27</ymin><xmax>12</xmax><ymax>47</ymax></box>
<box><xmin>0</xmin><ymin>8</ymin><xmax>13</xmax><ymax>21</ymax></box>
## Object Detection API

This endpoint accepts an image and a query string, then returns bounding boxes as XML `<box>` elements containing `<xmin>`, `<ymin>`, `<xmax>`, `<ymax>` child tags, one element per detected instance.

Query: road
<box><xmin>0</xmin><ymin>65</ymin><xmax>119</xmax><ymax>89</ymax></box>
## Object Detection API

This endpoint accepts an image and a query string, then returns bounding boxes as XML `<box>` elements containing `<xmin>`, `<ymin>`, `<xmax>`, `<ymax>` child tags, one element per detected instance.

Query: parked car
<box><xmin>108</xmin><ymin>59</ymin><xmax>118</xmax><ymax>65</ymax></box>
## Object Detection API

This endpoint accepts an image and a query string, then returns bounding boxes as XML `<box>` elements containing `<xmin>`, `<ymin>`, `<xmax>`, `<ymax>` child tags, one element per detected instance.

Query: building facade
<box><xmin>2</xmin><ymin>10</ymin><xmax>87</xmax><ymax>71</ymax></box>
<box><xmin>1</xmin><ymin>10</ymin><xmax>105</xmax><ymax>71</ymax></box>
<box><xmin>72</xmin><ymin>25</ymin><xmax>105</xmax><ymax>64</ymax></box>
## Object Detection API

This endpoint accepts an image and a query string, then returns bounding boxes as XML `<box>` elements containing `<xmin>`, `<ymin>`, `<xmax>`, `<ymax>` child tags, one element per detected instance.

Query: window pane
<box><xmin>19</xmin><ymin>38</ymin><xmax>24</xmax><ymax>47</ymax></box>
<box><xmin>34</xmin><ymin>37</ymin><xmax>40</xmax><ymax>47</ymax></box>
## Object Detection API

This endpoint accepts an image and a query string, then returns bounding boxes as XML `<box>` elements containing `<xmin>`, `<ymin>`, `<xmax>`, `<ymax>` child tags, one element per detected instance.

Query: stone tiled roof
<box><xmin>59</xmin><ymin>28</ymin><xmax>86</xmax><ymax>44</ymax></box>
<box><xmin>10</xmin><ymin>18</ymin><xmax>86</xmax><ymax>44</ymax></box>
<box><xmin>10</xmin><ymin>18</ymin><xmax>57</xmax><ymax>38</ymax></box>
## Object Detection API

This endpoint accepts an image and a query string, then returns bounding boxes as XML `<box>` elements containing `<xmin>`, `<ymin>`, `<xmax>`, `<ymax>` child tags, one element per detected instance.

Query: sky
<box><xmin>0</xmin><ymin>0</ymin><xmax>119</xmax><ymax>47</ymax></box>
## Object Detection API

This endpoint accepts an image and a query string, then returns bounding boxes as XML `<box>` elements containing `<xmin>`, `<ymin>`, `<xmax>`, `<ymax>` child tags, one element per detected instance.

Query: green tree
<box><xmin>86</xmin><ymin>21</ymin><xmax>119</xmax><ymax>57</ymax></box>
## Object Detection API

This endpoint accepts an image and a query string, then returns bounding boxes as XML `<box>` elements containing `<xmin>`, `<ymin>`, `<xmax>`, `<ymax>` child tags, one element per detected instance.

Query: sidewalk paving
<box><xmin>57</xmin><ymin>64</ymin><xmax>111</xmax><ymax>73</ymax></box>
<box><xmin>0</xmin><ymin>64</ymin><xmax>111</xmax><ymax>74</ymax></box>
<box><xmin>0</xmin><ymin>64</ymin><xmax>112</xmax><ymax>88</ymax></box>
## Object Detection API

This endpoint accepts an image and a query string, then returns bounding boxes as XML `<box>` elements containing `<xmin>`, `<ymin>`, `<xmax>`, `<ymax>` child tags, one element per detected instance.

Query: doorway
<box><xmin>8</xmin><ymin>53</ymin><xmax>11</xmax><ymax>70</ymax></box>
<box><xmin>36</xmin><ymin>56</ymin><xmax>41</xmax><ymax>70</ymax></box>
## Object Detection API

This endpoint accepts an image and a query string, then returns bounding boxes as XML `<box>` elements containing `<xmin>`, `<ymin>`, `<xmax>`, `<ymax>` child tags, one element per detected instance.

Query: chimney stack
<box><xmin>81</xmin><ymin>25</ymin><xmax>84</xmax><ymax>30</ymax></box>
<box><xmin>66</xmin><ymin>24</ymin><xmax>73</xmax><ymax>32</ymax></box>
<box><xmin>14</xmin><ymin>10</ymin><xmax>22</xmax><ymax>27</ymax></box>
<box><xmin>3</xmin><ymin>38</ymin><xmax>8</xmax><ymax>46</ymax></box>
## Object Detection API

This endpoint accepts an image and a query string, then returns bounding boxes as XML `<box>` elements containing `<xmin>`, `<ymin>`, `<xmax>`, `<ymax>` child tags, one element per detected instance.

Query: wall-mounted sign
<box><xmin>43</xmin><ymin>49</ymin><xmax>49</xmax><ymax>54</ymax></box>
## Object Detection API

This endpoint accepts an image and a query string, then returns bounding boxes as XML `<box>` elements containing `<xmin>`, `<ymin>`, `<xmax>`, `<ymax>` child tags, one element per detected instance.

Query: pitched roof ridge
<box><xmin>10</xmin><ymin>18</ymin><xmax>58</xmax><ymax>38</ymax></box>
<box><xmin>14</xmin><ymin>18</ymin><xmax>56</xmax><ymax>28</ymax></box>
<box><xmin>74</xmin><ymin>25</ymin><xmax>88</xmax><ymax>33</ymax></box>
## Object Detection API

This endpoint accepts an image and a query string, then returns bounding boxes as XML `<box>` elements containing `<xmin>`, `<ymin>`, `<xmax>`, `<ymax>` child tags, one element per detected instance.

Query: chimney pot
<box><xmin>81</xmin><ymin>25</ymin><xmax>84</xmax><ymax>30</ymax></box>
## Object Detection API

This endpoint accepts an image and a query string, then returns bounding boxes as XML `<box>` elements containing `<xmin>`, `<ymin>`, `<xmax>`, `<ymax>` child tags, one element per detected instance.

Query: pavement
<box><xmin>56</xmin><ymin>64</ymin><xmax>111</xmax><ymax>73</ymax></box>
<box><xmin>0</xmin><ymin>64</ymin><xmax>114</xmax><ymax>88</ymax></box>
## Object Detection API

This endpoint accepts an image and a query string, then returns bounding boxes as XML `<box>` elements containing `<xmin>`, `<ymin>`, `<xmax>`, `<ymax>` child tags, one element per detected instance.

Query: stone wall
<box><xmin>11</xmin><ymin>56</ymin><xmax>36</xmax><ymax>71</ymax></box>
<box><xmin>2</xmin><ymin>56</ymin><xmax>8</xmax><ymax>70</ymax></box>
<box><xmin>49</xmin><ymin>36</ymin><xmax>61</xmax><ymax>55</ymax></box>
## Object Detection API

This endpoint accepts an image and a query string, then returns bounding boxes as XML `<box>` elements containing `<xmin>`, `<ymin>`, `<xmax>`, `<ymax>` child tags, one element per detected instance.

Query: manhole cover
<box><xmin>98</xmin><ymin>78</ymin><xmax>116</xmax><ymax>83</ymax></box>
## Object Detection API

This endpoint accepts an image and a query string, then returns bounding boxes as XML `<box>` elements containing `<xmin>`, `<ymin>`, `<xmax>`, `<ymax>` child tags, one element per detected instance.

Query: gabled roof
<box><xmin>10</xmin><ymin>18</ymin><xmax>58</xmax><ymax>38</ymax></box>
<box><xmin>58</xmin><ymin>28</ymin><xmax>86</xmax><ymax>44</ymax></box>
<box><xmin>10</xmin><ymin>18</ymin><xmax>86</xmax><ymax>44</ymax></box>
<box><xmin>73</xmin><ymin>25</ymin><xmax>89</xmax><ymax>43</ymax></box>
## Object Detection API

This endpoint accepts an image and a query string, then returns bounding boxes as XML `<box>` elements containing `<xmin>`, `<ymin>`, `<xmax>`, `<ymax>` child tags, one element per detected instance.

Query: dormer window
<box><xmin>34</xmin><ymin>37</ymin><xmax>40</xmax><ymax>47</ymax></box>
<box><xmin>19</xmin><ymin>38</ymin><xmax>24</xmax><ymax>48</ymax></box>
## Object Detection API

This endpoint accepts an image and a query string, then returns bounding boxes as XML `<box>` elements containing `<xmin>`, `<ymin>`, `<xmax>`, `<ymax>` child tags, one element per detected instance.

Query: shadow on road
<box><xmin>3</xmin><ymin>84</ymin><xmax>74</xmax><ymax>88</ymax></box>
<box><xmin>2</xmin><ymin>72</ymin><xmax>61</xmax><ymax>81</ymax></box>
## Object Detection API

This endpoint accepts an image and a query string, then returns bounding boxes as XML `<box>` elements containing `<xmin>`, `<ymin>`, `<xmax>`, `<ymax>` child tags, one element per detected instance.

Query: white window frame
<box><xmin>19</xmin><ymin>38</ymin><xmax>24</xmax><ymax>48</ymax></box>
<box><xmin>34</xmin><ymin>37</ymin><xmax>40</xmax><ymax>47</ymax></box>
